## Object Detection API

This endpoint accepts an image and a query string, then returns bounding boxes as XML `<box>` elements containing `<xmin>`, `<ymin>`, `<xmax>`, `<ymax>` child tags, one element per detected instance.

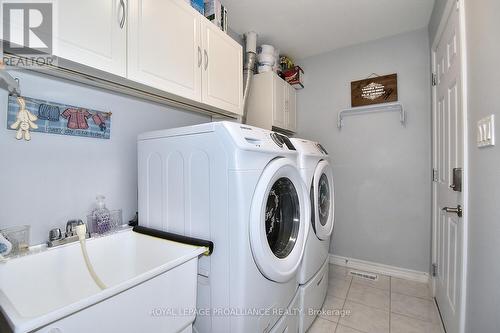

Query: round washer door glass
<box><xmin>265</xmin><ymin>177</ymin><xmax>300</xmax><ymax>259</ymax></box>
<box><xmin>318</xmin><ymin>173</ymin><xmax>331</xmax><ymax>226</ymax></box>
<box><xmin>249</xmin><ymin>158</ymin><xmax>310</xmax><ymax>283</ymax></box>
<box><xmin>312</xmin><ymin>160</ymin><xmax>335</xmax><ymax>240</ymax></box>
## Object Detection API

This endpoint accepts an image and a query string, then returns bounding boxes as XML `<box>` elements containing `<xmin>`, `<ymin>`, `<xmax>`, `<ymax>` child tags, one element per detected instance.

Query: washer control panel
<box><xmin>270</xmin><ymin>132</ymin><xmax>285</xmax><ymax>147</ymax></box>
<box><xmin>316</xmin><ymin>143</ymin><xmax>328</xmax><ymax>155</ymax></box>
<box><xmin>223</xmin><ymin>122</ymin><xmax>296</xmax><ymax>151</ymax></box>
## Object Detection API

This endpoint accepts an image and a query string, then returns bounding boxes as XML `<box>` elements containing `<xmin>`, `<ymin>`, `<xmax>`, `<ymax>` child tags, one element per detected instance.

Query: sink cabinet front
<box><xmin>35</xmin><ymin>258</ymin><xmax>198</xmax><ymax>333</ymax></box>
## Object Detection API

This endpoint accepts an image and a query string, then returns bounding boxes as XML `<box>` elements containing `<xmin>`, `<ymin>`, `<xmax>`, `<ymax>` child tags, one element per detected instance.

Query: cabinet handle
<box><xmin>119</xmin><ymin>0</ymin><xmax>126</xmax><ymax>29</ymax></box>
<box><xmin>197</xmin><ymin>46</ymin><xmax>202</xmax><ymax>68</ymax></box>
<box><xmin>204</xmin><ymin>49</ymin><xmax>208</xmax><ymax>70</ymax></box>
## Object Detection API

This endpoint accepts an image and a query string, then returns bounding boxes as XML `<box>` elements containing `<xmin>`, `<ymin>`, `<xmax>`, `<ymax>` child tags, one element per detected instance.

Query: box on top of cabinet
<box><xmin>204</xmin><ymin>0</ymin><xmax>228</xmax><ymax>32</ymax></box>
<box><xmin>191</xmin><ymin>0</ymin><xmax>204</xmax><ymax>14</ymax></box>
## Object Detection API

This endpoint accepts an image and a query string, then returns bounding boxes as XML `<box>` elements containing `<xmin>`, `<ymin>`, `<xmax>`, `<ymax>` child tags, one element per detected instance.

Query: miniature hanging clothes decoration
<box><xmin>92</xmin><ymin>112</ymin><xmax>109</xmax><ymax>131</ymax></box>
<box><xmin>62</xmin><ymin>108</ymin><xmax>91</xmax><ymax>129</ymax></box>
<box><xmin>38</xmin><ymin>103</ymin><xmax>61</xmax><ymax>121</ymax></box>
<box><xmin>10</xmin><ymin>96</ymin><xmax>38</xmax><ymax>141</ymax></box>
<box><xmin>7</xmin><ymin>95</ymin><xmax>111</xmax><ymax>139</ymax></box>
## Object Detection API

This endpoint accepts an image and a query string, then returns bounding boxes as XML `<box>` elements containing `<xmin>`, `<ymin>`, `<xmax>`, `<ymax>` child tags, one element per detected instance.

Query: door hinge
<box><xmin>432</xmin><ymin>73</ymin><xmax>437</xmax><ymax>86</ymax></box>
<box><xmin>433</xmin><ymin>168</ymin><xmax>438</xmax><ymax>182</ymax></box>
<box><xmin>432</xmin><ymin>263</ymin><xmax>438</xmax><ymax>277</ymax></box>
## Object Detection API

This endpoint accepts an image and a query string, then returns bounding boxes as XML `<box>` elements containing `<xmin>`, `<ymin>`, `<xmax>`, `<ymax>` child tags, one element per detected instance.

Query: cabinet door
<box><xmin>128</xmin><ymin>0</ymin><xmax>202</xmax><ymax>101</ymax></box>
<box><xmin>286</xmin><ymin>84</ymin><xmax>297</xmax><ymax>132</ymax></box>
<box><xmin>272</xmin><ymin>76</ymin><xmax>286</xmax><ymax>129</ymax></box>
<box><xmin>54</xmin><ymin>0</ymin><xmax>127</xmax><ymax>77</ymax></box>
<box><xmin>201</xmin><ymin>21</ymin><xmax>243</xmax><ymax>115</ymax></box>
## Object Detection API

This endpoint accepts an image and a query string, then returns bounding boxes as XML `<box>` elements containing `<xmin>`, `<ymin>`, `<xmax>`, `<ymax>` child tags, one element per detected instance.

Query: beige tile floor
<box><xmin>307</xmin><ymin>264</ymin><xmax>445</xmax><ymax>333</ymax></box>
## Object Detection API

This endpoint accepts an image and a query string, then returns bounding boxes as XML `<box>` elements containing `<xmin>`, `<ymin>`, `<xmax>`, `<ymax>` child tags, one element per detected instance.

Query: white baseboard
<box><xmin>329</xmin><ymin>254</ymin><xmax>430</xmax><ymax>283</ymax></box>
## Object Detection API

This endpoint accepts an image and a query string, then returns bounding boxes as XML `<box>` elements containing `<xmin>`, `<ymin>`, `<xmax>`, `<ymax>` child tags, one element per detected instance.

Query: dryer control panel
<box><xmin>289</xmin><ymin>138</ymin><xmax>328</xmax><ymax>157</ymax></box>
<box><xmin>223</xmin><ymin>122</ymin><xmax>296</xmax><ymax>152</ymax></box>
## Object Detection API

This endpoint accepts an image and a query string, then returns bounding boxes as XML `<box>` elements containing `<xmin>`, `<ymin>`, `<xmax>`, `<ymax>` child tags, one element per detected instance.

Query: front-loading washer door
<box><xmin>312</xmin><ymin>160</ymin><xmax>335</xmax><ymax>240</ymax></box>
<box><xmin>249</xmin><ymin>158</ymin><xmax>310</xmax><ymax>283</ymax></box>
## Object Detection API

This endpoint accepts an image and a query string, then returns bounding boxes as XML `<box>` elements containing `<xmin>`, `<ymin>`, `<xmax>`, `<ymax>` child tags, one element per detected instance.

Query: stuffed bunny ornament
<box><xmin>10</xmin><ymin>96</ymin><xmax>38</xmax><ymax>141</ymax></box>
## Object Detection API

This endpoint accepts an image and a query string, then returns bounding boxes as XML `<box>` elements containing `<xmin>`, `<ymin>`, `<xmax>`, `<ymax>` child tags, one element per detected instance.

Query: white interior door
<box><xmin>432</xmin><ymin>2</ymin><xmax>466</xmax><ymax>333</ymax></box>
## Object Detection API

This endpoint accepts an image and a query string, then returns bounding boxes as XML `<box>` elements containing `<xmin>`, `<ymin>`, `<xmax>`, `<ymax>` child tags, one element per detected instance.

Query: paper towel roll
<box><xmin>245</xmin><ymin>31</ymin><xmax>257</xmax><ymax>54</ymax></box>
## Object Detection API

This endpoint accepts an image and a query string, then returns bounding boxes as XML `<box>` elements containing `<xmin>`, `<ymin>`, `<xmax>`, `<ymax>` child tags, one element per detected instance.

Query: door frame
<box><xmin>430</xmin><ymin>0</ymin><xmax>468</xmax><ymax>332</ymax></box>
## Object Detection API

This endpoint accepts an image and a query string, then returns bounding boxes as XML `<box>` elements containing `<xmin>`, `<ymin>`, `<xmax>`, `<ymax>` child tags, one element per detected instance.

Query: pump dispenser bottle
<box><xmin>92</xmin><ymin>195</ymin><xmax>111</xmax><ymax>234</ymax></box>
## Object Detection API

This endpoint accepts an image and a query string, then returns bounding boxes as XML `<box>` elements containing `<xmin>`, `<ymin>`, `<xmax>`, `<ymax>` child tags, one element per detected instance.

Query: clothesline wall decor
<box><xmin>6</xmin><ymin>95</ymin><xmax>111</xmax><ymax>139</ymax></box>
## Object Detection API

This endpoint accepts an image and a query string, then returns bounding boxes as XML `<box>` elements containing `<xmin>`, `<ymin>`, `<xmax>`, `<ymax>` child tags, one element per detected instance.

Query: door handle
<box><xmin>450</xmin><ymin>167</ymin><xmax>462</xmax><ymax>192</ymax></box>
<box><xmin>118</xmin><ymin>0</ymin><xmax>126</xmax><ymax>29</ymax></box>
<box><xmin>204</xmin><ymin>50</ymin><xmax>208</xmax><ymax>70</ymax></box>
<box><xmin>442</xmin><ymin>205</ymin><xmax>463</xmax><ymax>218</ymax></box>
<box><xmin>197</xmin><ymin>46</ymin><xmax>202</xmax><ymax>68</ymax></box>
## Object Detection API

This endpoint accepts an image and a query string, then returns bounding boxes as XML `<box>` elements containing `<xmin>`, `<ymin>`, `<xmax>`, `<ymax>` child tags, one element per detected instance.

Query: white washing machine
<box><xmin>138</xmin><ymin>122</ymin><xmax>310</xmax><ymax>333</ymax></box>
<box><xmin>290</xmin><ymin>138</ymin><xmax>335</xmax><ymax>333</ymax></box>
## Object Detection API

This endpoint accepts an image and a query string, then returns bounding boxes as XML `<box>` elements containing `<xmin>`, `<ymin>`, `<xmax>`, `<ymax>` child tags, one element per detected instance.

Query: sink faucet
<box><xmin>48</xmin><ymin>220</ymin><xmax>90</xmax><ymax>248</ymax></box>
<box><xmin>65</xmin><ymin>220</ymin><xmax>80</xmax><ymax>237</ymax></box>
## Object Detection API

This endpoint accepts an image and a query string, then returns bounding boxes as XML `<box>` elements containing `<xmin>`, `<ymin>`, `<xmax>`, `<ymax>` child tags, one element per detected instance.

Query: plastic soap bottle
<box><xmin>92</xmin><ymin>195</ymin><xmax>111</xmax><ymax>234</ymax></box>
<box><xmin>0</xmin><ymin>233</ymin><xmax>12</xmax><ymax>257</ymax></box>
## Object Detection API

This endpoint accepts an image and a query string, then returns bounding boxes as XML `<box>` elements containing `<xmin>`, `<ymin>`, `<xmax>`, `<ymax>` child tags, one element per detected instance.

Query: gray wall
<box><xmin>462</xmin><ymin>1</ymin><xmax>500</xmax><ymax>332</ymax></box>
<box><xmin>0</xmin><ymin>71</ymin><xmax>209</xmax><ymax>245</ymax></box>
<box><xmin>428</xmin><ymin>0</ymin><xmax>449</xmax><ymax>43</ymax></box>
<box><xmin>296</xmin><ymin>29</ymin><xmax>432</xmax><ymax>272</ymax></box>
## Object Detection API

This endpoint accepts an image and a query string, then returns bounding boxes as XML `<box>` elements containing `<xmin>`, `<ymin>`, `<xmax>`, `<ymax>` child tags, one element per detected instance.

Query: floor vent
<box><xmin>349</xmin><ymin>270</ymin><xmax>378</xmax><ymax>281</ymax></box>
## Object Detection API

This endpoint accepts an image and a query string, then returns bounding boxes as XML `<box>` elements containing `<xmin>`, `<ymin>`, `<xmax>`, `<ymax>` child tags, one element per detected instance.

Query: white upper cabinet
<box><xmin>246</xmin><ymin>72</ymin><xmax>297</xmax><ymax>133</ymax></box>
<box><xmin>273</xmin><ymin>76</ymin><xmax>286</xmax><ymax>129</ymax></box>
<box><xmin>286</xmin><ymin>83</ymin><xmax>297</xmax><ymax>132</ymax></box>
<box><xmin>201</xmin><ymin>21</ymin><xmax>243</xmax><ymax>115</ymax></box>
<box><xmin>54</xmin><ymin>0</ymin><xmax>127</xmax><ymax>77</ymax></box>
<box><xmin>128</xmin><ymin>0</ymin><xmax>242</xmax><ymax>114</ymax></box>
<box><xmin>128</xmin><ymin>0</ymin><xmax>202</xmax><ymax>102</ymax></box>
<box><xmin>10</xmin><ymin>0</ymin><xmax>243</xmax><ymax>116</ymax></box>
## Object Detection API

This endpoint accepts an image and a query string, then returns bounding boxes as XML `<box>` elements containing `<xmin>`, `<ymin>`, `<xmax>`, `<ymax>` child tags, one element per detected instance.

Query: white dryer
<box><xmin>138</xmin><ymin>122</ymin><xmax>310</xmax><ymax>333</ymax></box>
<box><xmin>290</xmin><ymin>138</ymin><xmax>335</xmax><ymax>333</ymax></box>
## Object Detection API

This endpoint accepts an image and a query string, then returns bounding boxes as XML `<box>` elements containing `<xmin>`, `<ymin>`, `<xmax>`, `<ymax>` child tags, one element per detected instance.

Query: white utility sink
<box><xmin>0</xmin><ymin>229</ymin><xmax>205</xmax><ymax>333</ymax></box>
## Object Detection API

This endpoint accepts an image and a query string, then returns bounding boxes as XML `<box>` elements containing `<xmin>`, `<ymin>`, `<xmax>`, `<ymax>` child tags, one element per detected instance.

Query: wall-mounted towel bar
<box><xmin>337</xmin><ymin>102</ymin><xmax>405</xmax><ymax>129</ymax></box>
<box><xmin>133</xmin><ymin>225</ymin><xmax>214</xmax><ymax>256</ymax></box>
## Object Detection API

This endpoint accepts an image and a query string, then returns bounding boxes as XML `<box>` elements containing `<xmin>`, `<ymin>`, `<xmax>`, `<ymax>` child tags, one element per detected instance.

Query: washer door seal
<box><xmin>312</xmin><ymin>160</ymin><xmax>335</xmax><ymax>240</ymax></box>
<box><xmin>249</xmin><ymin>158</ymin><xmax>310</xmax><ymax>283</ymax></box>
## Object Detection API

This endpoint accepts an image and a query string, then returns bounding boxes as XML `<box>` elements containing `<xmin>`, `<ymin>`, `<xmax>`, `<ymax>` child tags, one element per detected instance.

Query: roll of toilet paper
<box><xmin>245</xmin><ymin>31</ymin><xmax>257</xmax><ymax>54</ymax></box>
<box><xmin>258</xmin><ymin>53</ymin><xmax>275</xmax><ymax>65</ymax></box>
<box><xmin>259</xmin><ymin>44</ymin><xmax>275</xmax><ymax>55</ymax></box>
<box><xmin>258</xmin><ymin>64</ymin><xmax>273</xmax><ymax>73</ymax></box>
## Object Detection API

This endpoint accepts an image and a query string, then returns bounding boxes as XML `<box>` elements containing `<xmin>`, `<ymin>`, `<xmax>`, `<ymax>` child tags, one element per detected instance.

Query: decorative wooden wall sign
<box><xmin>351</xmin><ymin>73</ymin><xmax>398</xmax><ymax>107</ymax></box>
<box><xmin>7</xmin><ymin>95</ymin><xmax>111</xmax><ymax>140</ymax></box>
